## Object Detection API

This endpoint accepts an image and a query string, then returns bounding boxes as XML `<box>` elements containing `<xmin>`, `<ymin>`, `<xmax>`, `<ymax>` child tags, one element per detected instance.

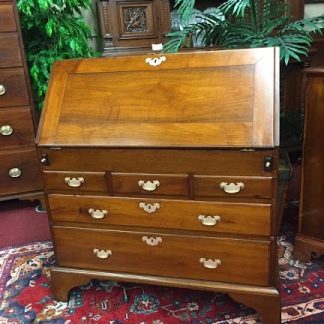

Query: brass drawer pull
<box><xmin>198</xmin><ymin>215</ymin><xmax>221</xmax><ymax>226</ymax></box>
<box><xmin>220</xmin><ymin>182</ymin><xmax>244</xmax><ymax>194</ymax></box>
<box><xmin>138</xmin><ymin>180</ymin><xmax>160</xmax><ymax>191</ymax></box>
<box><xmin>0</xmin><ymin>125</ymin><xmax>13</xmax><ymax>136</ymax></box>
<box><xmin>0</xmin><ymin>84</ymin><xmax>6</xmax><ymax>96</ymax></box>
<box><xmin>9</xmin><ymin>167</ymin><xmax>21</xmax><ymax>178</ymax></box>
<box><xmin>64</xmin><ymin>177</ymin><xmax>84</xmax><ymax>187</ymax></box>
<box><xmin>88</xmin><ymin>208</ymin><xmax>108</xmax><ymax>219</ymax></box>
<box><xmin>139</xmin><ymin>202</ymin><xmax>160</xmax><ymax>214</ymax></box>
<box><xmin>145</xmin><ymin>56</ymin><xmax>166</xmax><ymax>67</ymax></box>
<box><xmin>142</xmin><ymin>236</ymin><xmax>162</xmax><ymax>246</ymax></box>
<box><xmin>199</xmin><ymin>258</ymin><xmax>222</xmax><ymax>269</ymax></box>
<box><xmin>93</xmin><ymin>249</ymin><xmax>112</xmax><ymax>259</ymax></box>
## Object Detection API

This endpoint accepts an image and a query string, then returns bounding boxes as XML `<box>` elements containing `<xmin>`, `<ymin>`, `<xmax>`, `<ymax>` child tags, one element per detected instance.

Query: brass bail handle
<box><xmin>0</xmin><ymin>84</ymin><xmax>6</xmax><ymax>96</ymax></box>
<box><xmin>219</xmin><ymin>182</ymin><xmax>245</xmax><ymax>194</ymax></box>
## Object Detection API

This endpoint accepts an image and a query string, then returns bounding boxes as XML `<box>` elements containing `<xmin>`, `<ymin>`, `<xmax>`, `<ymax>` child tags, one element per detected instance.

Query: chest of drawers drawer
<box><xmin>0</xmin><ymin>148</ymin><xmax>41</xmax><ymax>195</ymax></box>
<box><xmin>0</xmin><ymin>4</ymin><xmax>16</xmax><ymax>32</ymax></box>
<box><xmin>0</xmin><ymin>33</ymin><xmax>22</xmax><ymax>68</ymax></box>
<box><xmin>0</xmin><ymin>68</ymin><xmax>29</xmax><ymax>107</ymax></box>
<box><xmin>49</xmin><ymin>194</ymin><xmax>272</xmax><ymax>236</ymax></box>
<box><xmin>111</xmin><ymin>172</ymin><xmax>189</xmax><ymax>197</ymax></box>
<box><xmin>53</xmin><ymin>226</ymin><xmax>270</xmax><ymax>286</ymax></box>
<box><xmin>43</xmin><ymin>171</ymin><xmax>108</xmax><ymax>193</ymax></box>
<box><xmin>0</xmin><ymin>107</ymin><xmax>35</xmax><ymax>148</ymax></box>
<box><xmin>194</xmin><ymin>175</ymin><xmax>273</xmax><ymax>199</ymax></box>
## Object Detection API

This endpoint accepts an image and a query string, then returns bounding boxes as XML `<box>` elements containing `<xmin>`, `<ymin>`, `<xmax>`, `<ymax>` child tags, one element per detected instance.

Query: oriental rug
<box><xmin>0</xmin><ymin>231</ymin><xmax>323</xmax><ymax>324</ymax></box>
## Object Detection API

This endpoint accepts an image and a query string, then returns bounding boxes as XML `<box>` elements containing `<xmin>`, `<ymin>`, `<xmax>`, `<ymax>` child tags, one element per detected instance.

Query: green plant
<box><xmin>165</xmin><ymin>0</ymin><xmax>324</xmax><ymax>64</ymax></box>
<box><xmin>18</xmin><ymin>0</ymin><xmax>97</xmax><ymax>110</ymax></box>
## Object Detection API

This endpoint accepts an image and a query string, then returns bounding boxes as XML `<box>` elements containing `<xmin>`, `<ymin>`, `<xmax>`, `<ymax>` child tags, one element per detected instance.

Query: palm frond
<box><xmin>219</xmin><ymin>0</ymin><xmax>251</xmax><ymax>17</ymax></box>
<box><xmin>174</xmin><ymin>0</ymin><xmax>195</xmax><ymax>24</ymax></box>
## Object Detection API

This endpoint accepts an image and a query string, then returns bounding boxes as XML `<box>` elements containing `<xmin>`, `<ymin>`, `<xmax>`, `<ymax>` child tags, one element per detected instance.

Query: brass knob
<box><xmin>0</xmin><ymin>84</ymin><xmax>6</xmax><ymax>96</ymax></box>
<box><xmin>9</xmin><ymin>168</ymin><xmax>22</xmax><ymax>178</ymax></box>
<box><xmin>40</xmin><ymin>153</ymin><xmax>49</xmax><ymax>166</ymax></box>
<box><xmin>0</xmin><ymin>125</ymin><xmax>13</xmax><ymax>136</ymax></box>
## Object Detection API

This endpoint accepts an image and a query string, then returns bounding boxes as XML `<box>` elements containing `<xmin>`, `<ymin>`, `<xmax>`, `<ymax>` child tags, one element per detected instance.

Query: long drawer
<box><xmin>48</xmin><ymin>195</ymin><xmax>271</xmax><ymax>236</ymax></box>
<box><xmin>53</xmin><ymin>226</ymin><xmax>270</xmax><ymax>286</ymax></box>
<box><xmin>0</xmin><ymin>148</ymin><xmax>41</xmax><ymax>195</ymax></box>
<box><xmin>0</xmin><ymin>68</ymin><xmax>29</xmax><ymax>107</ymax></box>
<box><xmin>0</xmin><ymin>107</ymin><xmax>35</xmax><ymax>148</ymax></box>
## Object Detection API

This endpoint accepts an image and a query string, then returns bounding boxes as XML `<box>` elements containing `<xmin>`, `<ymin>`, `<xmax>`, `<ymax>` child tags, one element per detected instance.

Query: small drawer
<box><xmin>0</xmin><ymin>148</ymin><xmax>41</xmax><ymax>196</ymax></box>
<box><xmin>0</xmin><ymin>107</ymin><xmax>35</xmax><ymax>149</ymax></box>
<box><xmin>0</xmin><ymin>4</ymin><xmax>17</xmax><ymax>32</ymax></box>
<box><xmin>43</xmin><ymin>171</ymin><xmax>108</xmax><ymax>193</ymax></box>
<box><xmin>111</xmin><ymin>172</ymin><xmax>189</xmax><ymax>197</ymax></box>
<box><xmin>0</xmin><ymin>68</ymin><xmax>29</xmax><ymax>107</ymax></box>
<box><xmin>48</xmin><ymin>195</ymin><xmax>271</xmax><ymax>236</ymax></box>
<box><xmin>53</xmin><ymin>226</ymin><xmax>270</xmax><ymax>286</ymax></box>
<box><xmin>194</xmin><ymin>175</ymin><xmax>273</xmax><ymax>199</ymax></box>
<box><xmin>0</xmin><ymin>34</ymin><xmax>22</xmax><ymax>68</ymax></box>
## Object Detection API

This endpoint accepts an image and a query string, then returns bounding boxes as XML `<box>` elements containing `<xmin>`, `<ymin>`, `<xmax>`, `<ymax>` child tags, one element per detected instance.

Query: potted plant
<box><xmin>18</xmin><ymin>0</ymin><xmax>97</xmax><ymax>110</ymax></box>
<box><xmin>164</xmin><ymin>0</ymin><xmax>324</xmax><ymax>64</ymax></box>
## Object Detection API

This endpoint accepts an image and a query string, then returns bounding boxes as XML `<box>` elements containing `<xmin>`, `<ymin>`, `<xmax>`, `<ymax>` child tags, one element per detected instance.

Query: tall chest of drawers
<box><xmin>37</xmin><ymin>48</ymin><xmax>281</xmax><ymax>323</ymax></box>
<box><xmin>0</xmin><ymin>0</ymin><xmax>42</xmax><ymax>199</ymax></box>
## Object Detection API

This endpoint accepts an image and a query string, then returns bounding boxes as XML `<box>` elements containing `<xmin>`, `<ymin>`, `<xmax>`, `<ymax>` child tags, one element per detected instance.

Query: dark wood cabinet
<box><xmin>294</xmin><ymin>68</ymin><xmax>324</xmax><ymax>261</ymax></box>
<box><xmin>97</xmin><ymin>0</ymin><xmax>170</xmax><ymax>56</ymax></box>
<box><xmin>0</xmin><ymin>0</ymin><xmax>42</xmax><ymax>201</ymax></box>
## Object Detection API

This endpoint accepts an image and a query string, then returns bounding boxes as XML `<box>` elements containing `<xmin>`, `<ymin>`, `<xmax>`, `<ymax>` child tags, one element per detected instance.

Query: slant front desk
<box><xmin>37</xmin><ymin>48</ymin><xmax>280</xmax><ymax>324</ymax></box>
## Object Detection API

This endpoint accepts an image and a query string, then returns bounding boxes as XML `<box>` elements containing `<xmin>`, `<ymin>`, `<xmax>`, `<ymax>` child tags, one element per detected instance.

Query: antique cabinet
<box><xmin>0</xmin><ymin>0</ymin><xmax>42</xmax><ymax>200</ymax></box>
<box><xmin>294</xmin><ymin>68</ymin><xmax>324</xmax><ymax>261</ymax></box>
<box><xmin>97</xmin><ymin>0</ymin><xmax>170</xmax><ymax>55</ymax></box>
<box><xmin>37</xmin><ymin>48</ymin><xmax>281</xmax><ymax>323</ymax></box>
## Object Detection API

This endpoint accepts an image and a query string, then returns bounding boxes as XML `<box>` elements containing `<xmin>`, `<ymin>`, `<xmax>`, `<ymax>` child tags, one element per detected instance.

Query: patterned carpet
<box><xmin>0</xmin><ymin>229</ymin><xmax>323</xmax><ymax>323</ymax></box>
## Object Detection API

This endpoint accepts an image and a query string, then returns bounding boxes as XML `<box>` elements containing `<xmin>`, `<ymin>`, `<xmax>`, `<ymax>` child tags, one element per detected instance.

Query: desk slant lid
<box><xmin>37</xmin><ymin>48</ymin><xmax>279</xmax><ymax>148</ymax></box>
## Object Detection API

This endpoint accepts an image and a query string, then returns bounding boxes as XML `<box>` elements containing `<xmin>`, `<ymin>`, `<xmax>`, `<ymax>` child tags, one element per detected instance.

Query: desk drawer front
<box><xmin>111</xmin><ymin>173</ymin><xmax>189</xmax><ymax>197</ymax></box>
<box><xmin>0</xmin><ymin>148</ymin><xmax>41</xmax><ymax>195</ymax></box>
<box><xmin>49</xmin><ymin>195</ymin><xmax>271</xmax><ymax>236</ymax></box>
<box><xmin>43</xmin><ymin>171</ymin><xmax>108</xmax><ymax>193</ymax></box>
<box><xmin>0</xmin><ymin>34</ymin><xmax>22</xmax><ymax>68</ymax></box>
<box><xmin>0</xmin><ymin>4</ymin><xmax>16</xmax><ymax>32</ymax></box>
<box><xmin>0</xmin><ymin>68</ymin><xmax>29</xmax><ymax>107</ymax></box>
<box><xmin>53</xmin><ymin>226</ymin><xmax>270</xmax><ymax>286</ymax></box>
<box><xmin>0</xmin><ymin>107</ymin><xmax>35</xmax><ymax>148</ymax></box>
<box><xmin>194</xmin><ymin>176</ymin><xmax>273</xmax><ymax>199</ymax></box>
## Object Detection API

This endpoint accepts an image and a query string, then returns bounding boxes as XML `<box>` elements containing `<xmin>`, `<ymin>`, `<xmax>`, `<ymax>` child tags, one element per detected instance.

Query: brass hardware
<box><xmin>40</xmin><ymin>153</ymin><xmax>49</xmax><ymax>166</ymax></box>
<box><xmin>9</xmin><ymin>167</ymin><xmax>21</xmax><ymax>178</ymax></box>
<box><xmin>0</xmin><ymin>84</ymin><xmax>6</xmax><ymax>96</ymax></box>
<box><xmin>219</xmin><ymin>182</ymin><xmax>244</xmax><ymax>194</ymax></box>
<box><xmin>0</xmin><ymin>125</ymin><xmax>13</xmax><ymax>136</ymax></box>
<box><xmin>138</xmin><ymin>180</ymin><xmax>160</xmax><ymax>191</ymax></box>
<box><xmin>240</xmin><ymin>148</ymin><xmax>255</xmax><ymax>152</ymax></box>
<box><xmin>199</xmin><ymin>258</ymin><xmax>222</xmax><ymax>269</ymax></box>
<box><xmin>64</xmin><ymin>177</ymin><xmax>84</xmax><ymax>187</ymax></box>
<box><xmin>93</xmin><ymin>249</ymin><xmax>112</xmax><ymax>259</ymax></box>
<box><xmin>139</xmin><ymin>202</ymin><xmax>160</xmax><ymax>214</ymax></box>
<box><xmin>264</xmin><ymin>156</ymin><xmax>273</xmax><ymax>171</ymax></box>
<box><xmin>142</xmin><ymin>236</ymin><xmax>162</xmax><ymax>246</ymax></box>
<box><xmin>145</xmin><ymin>56</ymin><xmax>166</xmax><ymax>66</ymax></box>
<box><xmin>198</xmin><ymin>215</ymin><xmax>221</xmax><ymax>226</ymax></box>
<box><xmin>88</xmin><ymin>208</ymin><xmax>108</xmax><ymax>219</ymax></box>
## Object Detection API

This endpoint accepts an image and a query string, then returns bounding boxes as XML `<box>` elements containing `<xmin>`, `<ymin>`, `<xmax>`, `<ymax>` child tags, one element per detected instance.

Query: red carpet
<box><xmin>0</xmin><ymin>200</ymin><xmax>51</xmax><ymax>248</ymax></box>
<box><xmin>0</xmin><ymin>222</ymin><xmax>323</xmax><ymax>323</ymax></box>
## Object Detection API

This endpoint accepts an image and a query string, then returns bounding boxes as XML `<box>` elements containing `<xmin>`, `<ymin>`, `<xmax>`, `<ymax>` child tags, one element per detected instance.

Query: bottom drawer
<box><xmin>53</xmin><ymin>226</ymin><xmax>270</xmax><ymax>286</ymax></box>
<box><xmin>0</xmin><ymin>148</ymin><xmax>42</xmax><ymax>195</ymax></box>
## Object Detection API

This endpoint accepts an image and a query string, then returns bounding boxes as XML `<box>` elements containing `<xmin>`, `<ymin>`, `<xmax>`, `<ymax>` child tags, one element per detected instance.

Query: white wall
<box><xmin>305</xmin><ymin>3</ymin><xmax>324</xmax><ymax>18</ymax></box>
